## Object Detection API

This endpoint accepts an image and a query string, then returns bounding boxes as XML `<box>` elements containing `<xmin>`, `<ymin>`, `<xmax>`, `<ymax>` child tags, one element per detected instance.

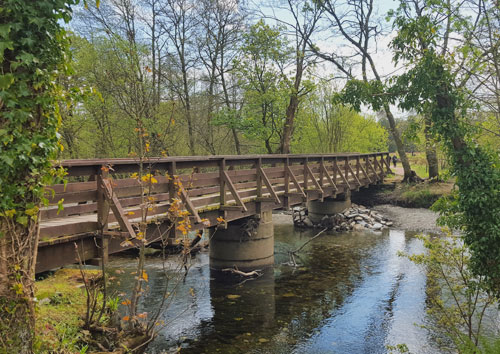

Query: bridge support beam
<box><xmin>209</xmin><ymin>210</ymin><xmax>274</xmax><ymax>271</ymax></box>
<box><xmin>307</xmin><ymin>191</ymin><xmax>351</xmax><ymax>224</ymax></box>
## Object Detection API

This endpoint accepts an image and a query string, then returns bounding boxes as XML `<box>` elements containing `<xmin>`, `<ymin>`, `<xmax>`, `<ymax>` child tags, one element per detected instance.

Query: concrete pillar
<box><xmin>209</xmin><ymin>210</ymin><xmax>274</xmax><ymax>271</ymax></box>
<box><xmin>307</xmin><ymin>192</ymin><xmax>351</xmax><ymax>223</ymax></box>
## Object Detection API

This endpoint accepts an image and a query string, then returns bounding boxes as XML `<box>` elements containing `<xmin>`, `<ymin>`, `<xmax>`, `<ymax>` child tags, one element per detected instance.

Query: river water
<box><xmin>108</xmin><ymin>215</ymin><xmax>444</xmax><ymax>354</ymax></box>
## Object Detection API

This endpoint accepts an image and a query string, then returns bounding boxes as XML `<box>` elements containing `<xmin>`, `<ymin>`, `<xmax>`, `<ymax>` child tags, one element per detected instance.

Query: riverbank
<box><xmin>351</xmin><ymin>180</ymin><xmax>453</xmax><ymax>209</ymax></box>
<box><xmin>275</xmin><ymin>203</ymin><xmax>440</xmax><ymax>234</ymax></box>
<box><xmin>35</xmin><ymin>269</ymin><xmax>97</xmax><ymax>352</ymax></box>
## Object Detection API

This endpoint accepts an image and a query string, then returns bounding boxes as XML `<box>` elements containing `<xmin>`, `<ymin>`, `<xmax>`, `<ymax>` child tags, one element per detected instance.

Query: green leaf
<box><xmin>0</xmin><ymin>74</ymin><xmax>14</xmax><ymax>90</ymax></box>
<box><xmin>16</xmin><ymin>215</ymin><xmax>28</xmax><ymax>226</ymax></box>
<box><xmin>0</xmin><ymin>40</ymin><xmax>13</xmax><ymax>61</ymax></box>
<box><xmin>0</xmin><ymin>24</ymin><xmax>11</xmax><ymax>39</ymax></box>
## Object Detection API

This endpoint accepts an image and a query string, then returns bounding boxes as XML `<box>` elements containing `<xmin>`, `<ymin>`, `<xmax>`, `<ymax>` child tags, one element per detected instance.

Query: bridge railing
<box><xmin>40</xmin><ymin>153</ymin><xmax>391</xmax><ymax>241</ymax></box>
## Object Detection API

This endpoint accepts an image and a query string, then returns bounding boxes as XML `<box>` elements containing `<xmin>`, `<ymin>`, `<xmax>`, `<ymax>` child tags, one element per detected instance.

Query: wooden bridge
<box><xmin>37</xmin><ymin>152</ymin><xmax>391</xmax><ymax>273</ymax></box>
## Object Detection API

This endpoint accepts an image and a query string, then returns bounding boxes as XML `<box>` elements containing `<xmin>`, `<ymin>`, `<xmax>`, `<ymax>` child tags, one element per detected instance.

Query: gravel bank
<box><xmin>373</xmin><ymin>204</ymin><xmax>441</xmax><ymax>233</ymax></box>
<box><xmin>274</xmin><ymin>204</ymin><xmax>441</xmax><ymax>233</ymax></box>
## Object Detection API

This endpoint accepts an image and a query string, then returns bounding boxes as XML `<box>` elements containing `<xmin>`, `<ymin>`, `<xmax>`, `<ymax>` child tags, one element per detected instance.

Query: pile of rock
<box><xmin>292</xmin><ymin>203</ymin><xmax>393</xmax><ymax>232</ymax></box>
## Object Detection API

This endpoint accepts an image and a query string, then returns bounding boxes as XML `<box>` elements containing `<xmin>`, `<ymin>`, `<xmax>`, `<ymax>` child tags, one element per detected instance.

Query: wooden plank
<box><xmin>41</xmin><ymin>203</ymin><xmax>97</xmax><ymax>220</ymax></box>
<box><xmin>46</xmin><ymin>190</ymin><xmax>98</xmax><ymax>204</ymax></box>
<box><xmin>222</xmin><ymin>170</ymin><xmax>248</xmax><ymax>212</ymax></box>
<box><xmin>48</xmin><ymin>180</ymin><xmax>97</xmax><ymax>194</ymax></box>
<box><xmin>220</xmin><ymin>205</ymin><xmax>245</xmax><ymax>211</ymax></box>
<box><xmin>40</xmin><ymin>221</ymin><xmax>99</xmax><ymax>238</ymax></box>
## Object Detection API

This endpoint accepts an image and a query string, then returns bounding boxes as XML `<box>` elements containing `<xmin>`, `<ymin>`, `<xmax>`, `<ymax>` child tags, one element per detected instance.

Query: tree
<box><xmin>159</xmin><ymin>0</ymin><xmax>199</xmax><ymax>155</ymax></box>
<box><xmin>196</xmin><ymin>0</ymin><xmax>245</xmax><ymax>154</ymax></box>
<box><xmin>0</xmin><ymin>0</ymin><xmax>79</xmax><ymax>351</ymax></box>
<box><xmin>262</xmin><ymin>0</ymin><xmax>323</xmax><ymax>154</ymax></box>
<box><xmin>232</xmin><ymin>21</ymin><xmax>293</xmax><ymax>153</ymax></box>
<box><xmin>312</xmin><ymin>0</ymin><xmax>415</xmax><ymax>181</ymax></box>
<box><xmin>295</xmin><ymin>82</ymin><xmax>388</xmax><ymax>153</ymax></box>
<box><xmin>390</xmin><ymin>0</ymin><xmax>500</xmax><ymax>295</ymax></box>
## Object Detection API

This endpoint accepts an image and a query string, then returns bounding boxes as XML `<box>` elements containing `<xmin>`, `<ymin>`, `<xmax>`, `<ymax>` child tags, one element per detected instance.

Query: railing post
<box><xmin>319</xmin><ymin>157</ymin><xmax>324</xmax><ymax>188</ymax></box>
<box><xmin>303</xmin><ymin>157</ymin><xmax>308</xmax><ymax>192</ymax></box>
<box><xmin>168</xmin><ymin>161</ymin><xmax>177</xmax><ymax>240</ymax></box>
<box><xmin>345</xmin><ymin>156</ymin><xmax>349</xmax><ymax>184</ymax></box>
<box><xmin>356</xmin><ymin>156</ymin><xmax>360</xmax><ymax>179</ymax></box>
<box><xmin>97</xmin><ymin>166</ymin><xmax>109</xmax><ymax>231</ymax></box>
<box><xmin>256</xmin><ymin>158</ymin><xmax>262</xmax><ymax>198</ymax></box>
<box><xmin>219</xmin><ymin>158</ymin><xmax>226</xmax><ymax>206</ymax></box>
<box><xmin>284</xmin><ymin>157</ymin><xmax>290</xmax><ymax>209</ymax></box>
<box><xmin>333</xmin><ymin>156</ymin><xmax>338</xmax><ymax>186</ymax></box>
<box><xmin>97</xmin><ymin>165</ymin><xmax>110</xmax><ymax>264</ymax></box>
<box><xmin>256</xmin><ymin>158</ymin><xmax>262</xmax><ymax>214</ymax></box>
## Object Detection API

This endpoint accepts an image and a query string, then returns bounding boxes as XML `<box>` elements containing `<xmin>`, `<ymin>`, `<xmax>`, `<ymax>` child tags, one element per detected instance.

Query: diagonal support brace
<box><xmin>101</xmin><ymin>178</ymin><xmax>137</xmax><ymax>239</ymax></box>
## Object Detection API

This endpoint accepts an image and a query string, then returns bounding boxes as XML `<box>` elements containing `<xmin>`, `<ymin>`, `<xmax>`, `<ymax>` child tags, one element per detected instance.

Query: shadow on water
<box><xmin>107</xmin><ymin>223</ymin><xmax>443</xmax><ymax>354</ymax></box>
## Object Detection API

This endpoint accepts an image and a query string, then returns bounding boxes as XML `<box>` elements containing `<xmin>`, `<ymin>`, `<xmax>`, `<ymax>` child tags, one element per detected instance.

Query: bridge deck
<box><xmin>37</xmin><ymin>153</ymin><xmax>391</xmax><ymax>272</ymax></box>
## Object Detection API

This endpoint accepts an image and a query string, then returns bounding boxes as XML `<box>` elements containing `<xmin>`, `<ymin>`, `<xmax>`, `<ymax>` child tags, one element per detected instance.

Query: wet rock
<box><xmin>353</xmin><ymin>224</ymin><xmax>365</xmax><ymax>231</ymax></box>
<box><xmin>303</xmin><ymin>217</ymin><xmax>313</xmax><ymax>227</ymax></box>
<box><xmin>372</xmin><ymin>223</ymin><xmax>383</xmax><ymax>230</ymax></box>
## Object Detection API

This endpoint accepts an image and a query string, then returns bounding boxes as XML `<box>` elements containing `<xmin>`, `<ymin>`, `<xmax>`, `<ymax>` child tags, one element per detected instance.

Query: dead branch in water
<box><xmin>288</xmin><ymin>228</ymin><xmax>328</xmax><ymax>267</ymax></box>
<box><xmin>221</xmin><ymin>267</ymin><xmax>263</xmax><ymax>278</ymax></box>
<box><xmin>222</xmin><ymin>266</ymin><xmax>264</xmax><ymax>286</ymax></box>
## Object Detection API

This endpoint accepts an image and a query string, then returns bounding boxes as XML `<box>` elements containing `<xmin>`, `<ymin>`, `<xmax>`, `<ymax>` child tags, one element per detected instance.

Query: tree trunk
<box><xmin>424</xmin><ymin>116</ymin><xmax>439</xmax><ymax>179</ymax></box>
<box><xmin>383</xmin><ymin>104</ymin><xmax>413</xmax><ymax>181</ymax></box>
<box><xmin>231</xmin><ymin>127</ymin><xmax>241</xmax><ymax>155</ymax></box>
<box><xmin>280</xmin><ymin>93</ymin><xmax>299</xmax><ymax>154</ymax></box>
<box><xmin>0</xmin><ymin>218</ymin><xmax>39</xmax><ymax>353</ymax></box>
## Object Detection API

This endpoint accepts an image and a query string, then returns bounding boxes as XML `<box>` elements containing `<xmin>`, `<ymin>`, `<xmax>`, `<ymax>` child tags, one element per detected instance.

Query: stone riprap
<box><xmin>292</xmin><ymin>203</ymin><xmax>393</xmax><ymax>231</ymax></box>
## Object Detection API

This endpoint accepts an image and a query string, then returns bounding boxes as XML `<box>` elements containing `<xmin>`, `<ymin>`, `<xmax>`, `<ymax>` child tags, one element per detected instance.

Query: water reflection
<box><xmin>108</xmin><ymin>221</ymin><xmax>442</xmax><ymax>353</ymax></box>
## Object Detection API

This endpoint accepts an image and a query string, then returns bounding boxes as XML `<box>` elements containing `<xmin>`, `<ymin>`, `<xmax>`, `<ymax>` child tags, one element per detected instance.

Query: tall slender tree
<box><xmin>312</xmin><ymin>0</ymin><xmax>414</xmax><ymax>180</ymax></box>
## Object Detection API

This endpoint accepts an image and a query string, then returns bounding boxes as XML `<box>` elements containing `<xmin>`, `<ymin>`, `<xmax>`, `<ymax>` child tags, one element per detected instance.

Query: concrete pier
<box><xmin>307</xmin><ymin>192</ymin><xmax>352</xmax><ymax>223</ymax></box>
<box><xmin>209</xmin><ymin>210</ymin><xmax>274</xmax><ymax>271</ymax></box>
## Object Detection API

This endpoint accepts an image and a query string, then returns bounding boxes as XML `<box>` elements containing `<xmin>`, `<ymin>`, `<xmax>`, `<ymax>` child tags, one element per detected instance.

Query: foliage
<box><xmin>399</xmin><ymin>233</ymin><xmax>498</xmax><ymax>353</ymax></box>
<box><xmin>225</xmin><ymin>20</ymin><xmax>293</xmax><ymax>153</ymax></box>
<box><xmin>0</xmin><ymin>0</ymin><xmax>76</xmax><ymax>221</ymax></box>
<box><xmin>294</xmin><ymin>84</ymin><xmax>388</xmax><ymax>153</ymax></box>
<box><xmin>0</xmin><ymin>0</ymin><xmax>80</xmax><ymax>351</ymax></box>
<box><xmin>390</xmin><ymin>0</ymin><xmax>500</xmax><ymax>296</ymax></box>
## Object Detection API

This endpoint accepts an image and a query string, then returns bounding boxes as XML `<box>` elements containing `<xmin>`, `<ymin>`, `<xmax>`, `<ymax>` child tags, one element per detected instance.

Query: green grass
<box><xmin>34</xmin><ymin>269</ymin><xmax>98</xmax><ymax>353</ymax></box>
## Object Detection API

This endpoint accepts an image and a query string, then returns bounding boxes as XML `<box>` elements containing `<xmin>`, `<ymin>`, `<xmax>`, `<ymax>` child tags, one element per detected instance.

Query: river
<box><xmin>106</xmin><ymin>207</ymin><xmax>454</xmax><ymax>354</ymax></box>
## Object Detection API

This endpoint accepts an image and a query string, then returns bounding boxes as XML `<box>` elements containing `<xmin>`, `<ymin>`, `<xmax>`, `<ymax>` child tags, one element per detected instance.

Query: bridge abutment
<box><xmin>209</xmin><ymin>210</ymin><xmax>274</xmax><ymax>271</ymax></box>
<box><xmin>307</xmin><ymin>191</ymin><xmax>351</xmax><ymax>223</ymax></box>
